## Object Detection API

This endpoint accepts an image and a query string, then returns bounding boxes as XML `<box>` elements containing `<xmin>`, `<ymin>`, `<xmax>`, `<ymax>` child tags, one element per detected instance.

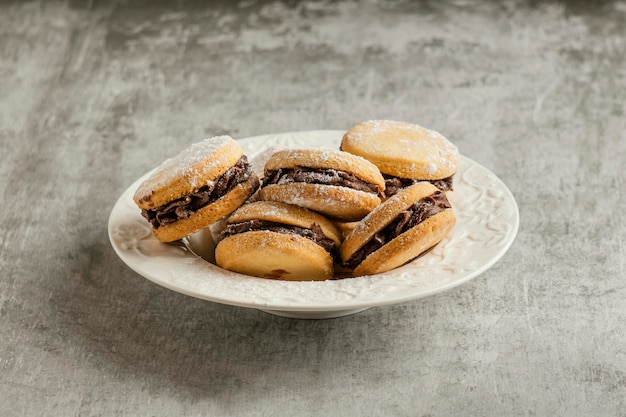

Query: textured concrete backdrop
<box><xmin>1</xmin><ymin>1</ymin><xmax>625</xmax><ymax>416</ymax></box>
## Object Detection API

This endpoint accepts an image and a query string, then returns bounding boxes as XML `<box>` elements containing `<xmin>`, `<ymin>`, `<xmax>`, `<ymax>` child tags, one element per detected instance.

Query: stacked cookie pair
<box><xmin>133</xmin><ymin>120</ymin><xmax>459</xmax><ymax>281</ymax></box>
<box><xmin>133</xmin><ymin>136</ymin><xmax>260</xmax><ymax>243</ymax></box>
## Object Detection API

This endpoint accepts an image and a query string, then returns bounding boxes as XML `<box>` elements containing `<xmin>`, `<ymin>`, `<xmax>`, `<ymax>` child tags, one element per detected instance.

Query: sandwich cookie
<box><xmin>340</xmin><ymin>182</ymin><xmax>455</xmax><ymax>276</ymax></box>
<box><xmin>340</xmin><ymin>120</ymin><xmax>460</xmax><ymax>197</ymax></box>
<box><xmin>258</xmin><ymin>148</ymin><xmax>385</xmax><ymax>221</ymax></box>
<box><xmin>133</xmin><ymin>135</ymin><xmax>260</xmax><ymax>242</ymax></box>
<box><xmin>215</xmin><ymin>201</ymin><xmax>342</xmax><ymax>281</ymax></box>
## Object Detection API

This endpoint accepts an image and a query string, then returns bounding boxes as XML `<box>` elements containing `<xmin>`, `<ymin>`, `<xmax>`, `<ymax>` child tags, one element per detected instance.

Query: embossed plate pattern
<box><xmin>108</xmin><ymin>131</ymin><xmax>519</xmax><ymax>319</ymax></box>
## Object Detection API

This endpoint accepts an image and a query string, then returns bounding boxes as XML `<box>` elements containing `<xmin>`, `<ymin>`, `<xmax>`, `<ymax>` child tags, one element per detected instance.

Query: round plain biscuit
<box><xmin>259</xmin><ymin>183</ymin><xmax>381</xmax><ymax>222</ymax></box>
<box><xmin>340</xmin><ymin>182</ymin><xmax>441</xmax><ymax>262</ymax></box>
<box><xmin>151</xmin><ymin>174</ymin><xmax>260</xmax><ymax>242</ymax></box>
<box><xmin>215</xmin><ymin>230</ymin><xmax>334</xmax><ymax>281</ymax></box>
<box><xmin>264</xmin><ymin>148</ymin><xmax>385</xmax><ymax>189</ymax></box>
<box><xmin>340</xmin><ymin>120</ymin><xmax>460</xmax><ymax>180</ymax></box>
<box><xmin>134</xmin><ymin>135</ymin><xmax>243</xmax><ymax>210</ymax></box>
<box><xmin>226</xmin><ymin>200</ymin><xmax>342</xmax><ymax>247</ymax></box>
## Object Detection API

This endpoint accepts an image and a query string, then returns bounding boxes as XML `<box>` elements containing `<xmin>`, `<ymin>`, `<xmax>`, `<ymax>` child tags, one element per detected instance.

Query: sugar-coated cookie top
<box><xmin>226</xmin><ymin>200</ymin><xmax>342</xmax><ymax>246</ymax></box>
<box><xmin>133</xmin><ymin>135</ymin><xmax>242</xmax><ymax>209</ymax></box>
<box><xmin>264</xmin><ymin>148</ymin><xmax>385</xmax><ymax>188</ymax></box>
<box><xmin>341</xmin><ymin>120</ymin><xmax>460</xmax><ymax>180</ymax></box>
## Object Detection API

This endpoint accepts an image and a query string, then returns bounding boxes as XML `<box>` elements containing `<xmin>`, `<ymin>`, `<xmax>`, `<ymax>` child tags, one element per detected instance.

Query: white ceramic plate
<box><xmin>108</xmin><ymin>130</ymin><xmax>519</xmax><ymax>319</ymax></box>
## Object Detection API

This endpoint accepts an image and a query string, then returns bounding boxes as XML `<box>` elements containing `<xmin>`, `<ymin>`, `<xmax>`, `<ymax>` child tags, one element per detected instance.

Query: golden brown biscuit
<box><xmin>258</xmin><ymin>148</ymin><xmax>385</xmax><ymax>221</ymax></box>
<box><xmin>340</xmin><ymin>182</ymin><xmax>456</xmax><ymax>276</ymax></box>
<box><xmin>341</xmin><ymin>120</ymin><xmax>460</xmax><ymax>195</ymax></box>
<box><xmin>215</xmin><ymin>201</ymin><xmax>341</xmax><ymax>281</ymax></box>
<box><xmin>225</xmin><ymin>200</ymin><xmax>342</xmax><ymax>246</ymax></box>
<box><xmin>133</xmin><ymin>136</ymin><xmax>260</xmax><ymax>242</ymax></box>
<box><xmin>332</xmin><ymin>220</ymin><xmax>360</xmax><ymax>240</ymax></box>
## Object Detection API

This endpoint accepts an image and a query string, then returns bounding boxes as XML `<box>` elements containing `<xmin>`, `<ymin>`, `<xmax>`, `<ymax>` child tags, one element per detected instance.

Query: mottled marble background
<box><xmin>1</xmin><ymin>1</ymin><xmax>625</xmax><ymax>416</ymax></box>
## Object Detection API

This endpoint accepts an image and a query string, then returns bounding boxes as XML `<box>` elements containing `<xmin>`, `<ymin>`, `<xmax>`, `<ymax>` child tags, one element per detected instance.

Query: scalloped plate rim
<box><xmin>108</xmin><ymin>130</ymin><xmax>519</xmax><ymax>314</ymax></box>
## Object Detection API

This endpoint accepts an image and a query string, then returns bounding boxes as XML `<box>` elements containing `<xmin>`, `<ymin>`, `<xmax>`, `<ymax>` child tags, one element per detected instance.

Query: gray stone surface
<box><xmin>1</xmin><ymin>0</ymin><xmax>625</xmax><ymax>416</ymax></box>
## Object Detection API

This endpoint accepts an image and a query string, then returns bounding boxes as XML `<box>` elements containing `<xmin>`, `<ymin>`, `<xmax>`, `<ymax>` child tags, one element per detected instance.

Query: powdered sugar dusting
<box><xmin>136</xmin><ymin>135</ymin><xmax>236</xmax><ymax>195</ymax></box>
<box><xmin>229</xmin><ymin>200</ymin><xmax>294</xmax><ymax>223</ymax></box>
<box><xmin>343</xmin><ymin>120</ymin><xmax>460</xmax><ymax>178</ymax></box>
<box><xmin>264</xmin><ymin>147</ymin><xmax>384</xmax><ymax>186</ymax></box>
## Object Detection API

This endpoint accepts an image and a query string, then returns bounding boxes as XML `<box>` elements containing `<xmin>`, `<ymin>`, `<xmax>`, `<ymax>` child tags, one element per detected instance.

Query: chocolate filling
<box><xmin>221</xmin><ymin>219</ymin><xmax>338</xmax><ymax>256</ymax></box>
<box><xmin>343</xmin><ymin>190</ymin><xmax>451</xmax><ymax>270</ymax></box>
<box><xmin>141</xmin><ymin>156</ymin><xmax>253</xmax><ymax>229</ymax></box>
<box><xmin>384</xmin><ymin>174</ymin><xmax>454</xmax><ymax>197</ymax></box>
<box><xmin>262</xmin><ymin>166</ymin><xmax>383</xmax><ymax>197</ymax></box>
